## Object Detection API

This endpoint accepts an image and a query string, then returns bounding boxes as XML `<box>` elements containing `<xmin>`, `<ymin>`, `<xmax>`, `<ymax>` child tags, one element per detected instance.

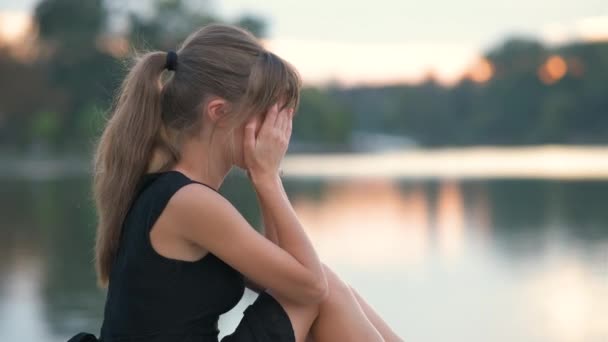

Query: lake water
<box><xmin>0</xmin><ymin>172</ymin><xmax>606</xmax><ymax>342</ymax></box>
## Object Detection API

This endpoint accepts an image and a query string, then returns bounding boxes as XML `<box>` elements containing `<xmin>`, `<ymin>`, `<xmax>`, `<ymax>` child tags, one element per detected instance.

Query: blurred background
<box><xmin>0</xmin><ymin>0</ymin><xmax>607</xmax><ymax>341</ymax></box>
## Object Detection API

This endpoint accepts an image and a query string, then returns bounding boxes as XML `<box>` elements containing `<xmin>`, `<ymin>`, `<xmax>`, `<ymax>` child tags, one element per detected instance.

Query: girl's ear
<box><xmin>205</xmin><ymin>97</ymin><xmax>231</xmax><ymax>125</ymax></box>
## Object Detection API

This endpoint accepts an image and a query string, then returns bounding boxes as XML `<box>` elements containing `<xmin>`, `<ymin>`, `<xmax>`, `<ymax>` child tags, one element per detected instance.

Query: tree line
<box><xmin>0</xmin><ymin>0</ymin><xmax>606</xmax><ymax>156</ymax></box>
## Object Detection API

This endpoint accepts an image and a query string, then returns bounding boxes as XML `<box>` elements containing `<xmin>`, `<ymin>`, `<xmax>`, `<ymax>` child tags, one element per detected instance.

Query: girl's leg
<box><xmin>268</xmin><ymin>263</ymin><xmax>385</xmax><ymax>342</ymax></box>
<box><xmin>308</xmin><ymin>265</ymin><xmax>385</xmax><ymax>342</ymax></box>
<box><xmin>348</xmin><ymin>285</ymin><xmax>404</xmax><ymax>342</ymax></box>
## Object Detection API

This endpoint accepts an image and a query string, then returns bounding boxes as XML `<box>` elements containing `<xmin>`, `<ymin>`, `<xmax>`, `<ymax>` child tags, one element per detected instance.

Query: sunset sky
<box><xmin>1</xmin><ymin>0</ymin><xmax>607</xmax><ymax>85</ymax></box>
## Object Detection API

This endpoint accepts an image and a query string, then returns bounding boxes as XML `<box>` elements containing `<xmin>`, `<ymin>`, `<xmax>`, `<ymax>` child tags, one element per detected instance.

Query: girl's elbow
<box><xmin>308</xmin><ymin>275</ymin><xmax>329</xmax><ymax>303</ymax></box>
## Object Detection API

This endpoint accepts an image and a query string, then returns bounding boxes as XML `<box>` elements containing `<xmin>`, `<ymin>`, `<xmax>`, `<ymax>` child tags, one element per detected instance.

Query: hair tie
<box><xmin>165</xmin><ymin>50</ymin><xmax>178</xmax><ymax>71</ymax></box>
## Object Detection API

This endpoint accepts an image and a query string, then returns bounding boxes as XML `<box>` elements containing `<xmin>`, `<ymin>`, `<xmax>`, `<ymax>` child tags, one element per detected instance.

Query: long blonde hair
<box><xmin>92</xmin><ymin>23</ymin><xmax>301</xmax><ymax>286</ymax></box>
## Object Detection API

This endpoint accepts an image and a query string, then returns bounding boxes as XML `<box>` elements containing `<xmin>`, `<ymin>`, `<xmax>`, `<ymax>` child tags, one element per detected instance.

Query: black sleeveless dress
<box><xmin>68</xmin><ymin>170</ymin><xmax>295</xmax><ymax>342</ymax></box>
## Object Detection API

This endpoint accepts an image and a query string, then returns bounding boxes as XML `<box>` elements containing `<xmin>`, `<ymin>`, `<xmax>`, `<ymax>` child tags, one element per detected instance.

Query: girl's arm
<box><xmin>172</xmin><ymin>175</ymin><xmax>328</xmax><ymax>304</ymax></box>
<box><xmin>258</xmin><ymin>175</ymin><xmax>281</xmax><ymax>245</ymax></box>
<box><xmin>244</xmin><ymin>175</ymin><xmax>285</xmax><ymax>293</ymax></box>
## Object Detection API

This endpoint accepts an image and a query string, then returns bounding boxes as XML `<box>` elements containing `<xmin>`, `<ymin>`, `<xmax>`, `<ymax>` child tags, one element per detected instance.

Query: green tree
<box><xmin>122</xmin><ymin>0</ymin><xmax>267</xmax><ymax>51</ymax></box>
<box><xmin>34</xmin><ymin>0</ymin><xmax>120</xmax><ymax>150</ymax></box>
<box><xmin>293</xmin><ymin>87</ymin><xmax>354</xmax><ymax>144</ymax></box>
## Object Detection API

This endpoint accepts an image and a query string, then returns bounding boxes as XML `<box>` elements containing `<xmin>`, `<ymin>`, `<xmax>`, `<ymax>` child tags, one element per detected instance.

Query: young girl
<box><xmin>70</xmin><ymin>23</ymin><xmax>402</xmax><ymax>342</ymax></box>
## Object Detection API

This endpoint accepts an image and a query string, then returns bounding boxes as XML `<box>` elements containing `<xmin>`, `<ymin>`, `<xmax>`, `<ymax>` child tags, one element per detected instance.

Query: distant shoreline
<box><xmin>2</xmin><ymin>145</ymin><xmax>608</xmax><ymax>180</ymax></box>
<box><xmin>281</xmin><ymin>145</ymin><xmax>608</xmax><ymax>180</ymax></box>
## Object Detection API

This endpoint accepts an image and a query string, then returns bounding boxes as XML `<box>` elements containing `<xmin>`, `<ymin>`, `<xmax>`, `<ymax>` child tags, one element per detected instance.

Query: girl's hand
<box><xmin>243</xmin><ymin>103</ymin><xmax>293</xmax><ymax>181</ymax></box>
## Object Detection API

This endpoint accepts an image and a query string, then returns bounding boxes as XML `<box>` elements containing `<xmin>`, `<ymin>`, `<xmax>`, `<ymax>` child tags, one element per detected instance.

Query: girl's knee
<box><xmin>321</xmin><ymin>263</ymin><xmax>352</xmax><ymax>302</ymax></box>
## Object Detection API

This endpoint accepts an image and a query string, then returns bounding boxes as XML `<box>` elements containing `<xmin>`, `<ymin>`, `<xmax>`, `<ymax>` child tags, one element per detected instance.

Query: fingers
<box><xmin>251</xmin><ymin>114</ymin><xmax>262</xmax><ymax>138</ymax></box>
<box><xmin>275</xmin><ymin>107</ymin><xmax>286</xmax><ymax>132</ymax></box>
<box><xmin>285</xmin><ymin>109</ymin><xmax>293</xmax><ymax>138</ymax></box>
<box><xmin>260</xmin><ymin>103</ymin><xmax>293</xmax><ymax>140</ymax></box>
<box><xmin>278</xmin><ymin>107</ymin><xmax>294</xmax><ymax>132</ymax></box>
<box><xmin>277</xmin><ymin>108</ymin><xmax>291</xmax><ymax>136</ymax></box>
<box><xmin>261</xmin><ymin>103</ymin><xmax>279</xmax><ymax>132</ymax></box>
<box><xmin>243</xmin><ymin>119</ymin><xmax>256</xmax><ymax>153</ymax></box>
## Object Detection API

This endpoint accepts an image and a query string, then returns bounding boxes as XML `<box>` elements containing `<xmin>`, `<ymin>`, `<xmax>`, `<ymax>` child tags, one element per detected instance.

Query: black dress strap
<box><xmin>132</xmin><ymin>170</ymin><xmax>220</xmax><ymax>263</ymax></box>
<box><xmin>138</xmin><ymin>170</ymin><xmax>219</xmax><ymax>194</ymax></box>
<box><xmin>139</xmin><ymin>170</ymin><xmax>220</xmax><ymax>232</ymax></box>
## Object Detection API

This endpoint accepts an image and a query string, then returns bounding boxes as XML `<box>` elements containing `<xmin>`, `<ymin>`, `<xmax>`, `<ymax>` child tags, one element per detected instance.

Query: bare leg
<box><xmin>349</xmin><ymin>285</ymin><xmax>404</xmax><ymax>342</ymax></box>
<box><xmin>302</xmin><ymin>286</ymin><xmax>404</xmax><ymax>342</ymax></box>
<box><xmin>268</xmin><ymin>263</ymin><xmax>384</xmax><ymax>342</ymax></box>
<box><xmin>309</xmin><ymin>265</ymin><xmax>385</xmax><ymax>341</ymax></box>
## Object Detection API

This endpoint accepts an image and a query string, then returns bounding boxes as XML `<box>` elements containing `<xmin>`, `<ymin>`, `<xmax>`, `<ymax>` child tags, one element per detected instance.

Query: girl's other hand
<box><xmin>243</xmin><ymin>103</ymin><xmax>293</xmax><ymax>181</ymax></box>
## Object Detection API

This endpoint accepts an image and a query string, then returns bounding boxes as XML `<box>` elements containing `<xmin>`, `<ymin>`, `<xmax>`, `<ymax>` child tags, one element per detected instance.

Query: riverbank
<box><xmin>281</xmin><ymin>145</ymin><xmax>608</xmax><ymax>180</ymax></box>
<box><xmin>2</xmin><ymin>145</ymin><xmax>608</xmax><ymax>180</ymax></box>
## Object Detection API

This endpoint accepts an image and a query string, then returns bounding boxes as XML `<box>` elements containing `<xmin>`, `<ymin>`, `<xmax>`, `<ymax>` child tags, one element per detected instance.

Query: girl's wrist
<box><xmin>250</xmin><ymin>170</ymin><xmax>282</xmax><ymax>190</ymax></box>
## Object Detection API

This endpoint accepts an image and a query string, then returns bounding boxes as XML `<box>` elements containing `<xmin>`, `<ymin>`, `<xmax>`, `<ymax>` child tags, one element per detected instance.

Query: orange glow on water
<box><xmin>292</xmin><ymin>180</ymin><xmax>473</xmax><ymax>265</ymax></box>
<box><xmin>436</xmin><ymin>181</ymin><xmax>465</xmax><ymax>258</ymax></box>
<box><xmin>292</xmin><ymin>180</ymin><xmax>431</xmax><ymax>266</ymax></box>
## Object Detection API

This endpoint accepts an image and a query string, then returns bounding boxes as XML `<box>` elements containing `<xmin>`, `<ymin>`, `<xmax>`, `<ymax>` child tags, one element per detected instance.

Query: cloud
<box><xmin>542</xmin><ymin>15</ymin><xmax>608</xmax><ymax>45</ymax></box>
<box><xmin>262</xmin><ymin>38</ymin><xmax>479</xmax><ymax>86</ymax></box>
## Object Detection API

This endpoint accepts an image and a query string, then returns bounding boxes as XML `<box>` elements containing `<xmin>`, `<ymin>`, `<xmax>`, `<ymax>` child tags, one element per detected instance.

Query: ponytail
<box><xmin>92</xmin><ymin>51</ymin><xmax>175</xmax><ymax>286</ymax></box>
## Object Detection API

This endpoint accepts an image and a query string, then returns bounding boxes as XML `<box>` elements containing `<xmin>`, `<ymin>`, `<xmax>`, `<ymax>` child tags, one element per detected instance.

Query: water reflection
<box><xmin>295</xmin><ymin>180</ymin><xmax>474</xmax><ymax>264</ymax></box>
<box><xmin>0</xmin><ymin>174</ymin><xmax>606</xmax><ymax>342</ymax></box>
<box><xmin>293</xmin><ymin>178</ymin><xmax>430</xmax><ymax>266</ymax></box>
<box><xmin>435</xmin><ymin>181</ymin><xmax>465</xmax><ymax>259</ymax></box>
<box><xmin>0</xmin><ymin>252</ymin><xmax>54</xmax><ymax>341</ymax></box>
<box><xmin>468</xmin><ymin>183</ymin><xmax>492</xmax><ymax>237</ymax></box>
<box><xmin>525</xmin><ymin>258</ymin><xmax>608</xmax><ymax>341</ymax></box>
